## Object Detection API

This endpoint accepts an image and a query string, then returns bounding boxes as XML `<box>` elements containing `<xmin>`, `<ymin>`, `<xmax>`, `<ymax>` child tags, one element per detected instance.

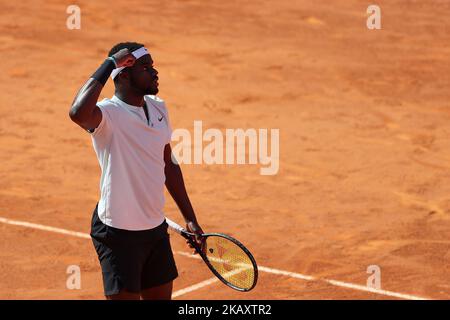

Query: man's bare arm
<box><xmin>69</xmin><ymin>79</ymin><xmax>104</xmax><ymax>131</ymax></box>
<box><xmin>69</xmin><ymin>49</ymin><xmax>135</xmax><ymax>131</ymax></box>
<box><xmin>164</xmin><ymin>144</ymin><xmax>204</xmax><ymax>243</ymax></box>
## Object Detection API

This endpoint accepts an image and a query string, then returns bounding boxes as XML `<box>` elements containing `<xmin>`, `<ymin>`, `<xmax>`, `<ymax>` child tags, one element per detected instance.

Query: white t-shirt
<box><xmin>90</xmin><ymin>95</ymin><xmax>172</xmax><ymax>231</ymax></box>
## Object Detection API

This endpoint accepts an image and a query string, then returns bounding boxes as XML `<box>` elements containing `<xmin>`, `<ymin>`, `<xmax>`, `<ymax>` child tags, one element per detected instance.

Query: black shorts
<box><xmin>90</xmin><ymin>204</ymin><xmax>178</xmax><ymax>296</ymax></box>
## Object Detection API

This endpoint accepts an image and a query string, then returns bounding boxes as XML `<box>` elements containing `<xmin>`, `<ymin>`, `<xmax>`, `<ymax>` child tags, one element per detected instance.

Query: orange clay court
<box><xmin>0</xmin><ymin>0</ymin><xmax>450</xmax><ymax>299</ymax></box>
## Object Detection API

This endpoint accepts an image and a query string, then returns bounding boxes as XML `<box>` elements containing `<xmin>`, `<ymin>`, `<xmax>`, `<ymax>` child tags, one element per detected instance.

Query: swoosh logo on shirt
<box><xmin>158</xmin><ymin>116</ymin><xmax>164</xmax><ymax>121</ymax></box>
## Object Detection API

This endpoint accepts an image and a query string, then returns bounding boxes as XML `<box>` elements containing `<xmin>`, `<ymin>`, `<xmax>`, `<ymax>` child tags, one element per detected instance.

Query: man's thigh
<box><xmin>106</xmin><ymin>289</ymin><xmax>141</xmax><ymax>300</ymax></box>
<box><xmin>141</xmin><ymin>281</ymin><xmax>173</xmax><ymax>300</ymax></box>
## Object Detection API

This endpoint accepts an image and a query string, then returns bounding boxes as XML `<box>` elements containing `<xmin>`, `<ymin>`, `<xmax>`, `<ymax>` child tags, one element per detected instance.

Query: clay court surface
<box><xmin>1</xmin><ymin>0</ymin><xmax>450</xmax><ymax>299</ymax></box>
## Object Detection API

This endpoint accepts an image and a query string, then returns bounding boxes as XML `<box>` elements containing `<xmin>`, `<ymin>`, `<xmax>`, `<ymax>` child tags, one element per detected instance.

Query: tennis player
<box><xmin>69</xmin><ymin>42</ymin><xmax>203</xmax><ymax>300</ymax></box>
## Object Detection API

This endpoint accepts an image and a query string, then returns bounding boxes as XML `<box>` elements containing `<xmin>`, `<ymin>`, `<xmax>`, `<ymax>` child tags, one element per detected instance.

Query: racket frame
<box><xmin>166</xmin><ymin>218</ymin><xmax>258</xmax><ymax>292</ymax></box>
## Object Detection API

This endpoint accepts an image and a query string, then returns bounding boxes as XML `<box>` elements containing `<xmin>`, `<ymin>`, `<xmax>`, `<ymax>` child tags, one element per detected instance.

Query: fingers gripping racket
<box><xmin>166</xmin><ymin>218</ymin><xmax>258</xmax><ymax>292</ymax></box>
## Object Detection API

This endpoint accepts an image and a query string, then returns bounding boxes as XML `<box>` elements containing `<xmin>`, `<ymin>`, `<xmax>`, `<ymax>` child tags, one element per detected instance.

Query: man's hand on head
<box><xmin>112</xmin><ymin>48</ymin><xmax>136</xmax><ymax>68</ymax></box>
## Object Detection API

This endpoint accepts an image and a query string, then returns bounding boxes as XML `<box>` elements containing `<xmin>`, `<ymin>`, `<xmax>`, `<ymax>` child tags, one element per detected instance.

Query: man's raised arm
<box><xmin>69</xmin><ymin>48</ymin><xmax>135</xmax><ymax>131</ymax></box>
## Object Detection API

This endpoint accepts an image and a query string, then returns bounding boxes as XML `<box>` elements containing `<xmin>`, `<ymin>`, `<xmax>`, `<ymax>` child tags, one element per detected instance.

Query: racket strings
<box><xmin>204</xmin><ymin>236</ymin><xmax>255</xmax><ymax>290</ymax></box>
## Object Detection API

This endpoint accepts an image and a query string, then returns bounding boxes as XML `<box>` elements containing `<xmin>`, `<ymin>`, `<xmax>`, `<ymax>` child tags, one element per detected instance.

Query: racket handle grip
<box><xmin>166</xmin><ymin>218</ymin><xmax>185</xmax><ymax>235</ymax></box>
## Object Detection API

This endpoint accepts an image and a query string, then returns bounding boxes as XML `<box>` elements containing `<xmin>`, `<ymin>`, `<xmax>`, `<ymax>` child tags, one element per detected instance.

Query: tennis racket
<box><xmin>166</xmin><ymin>218</ymin><xmax>258</xmax><ymax>292</ymax></box>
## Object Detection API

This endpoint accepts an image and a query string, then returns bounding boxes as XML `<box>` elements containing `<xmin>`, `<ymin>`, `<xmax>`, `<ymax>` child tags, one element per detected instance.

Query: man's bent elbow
<box><xmin>69</xmin><ymin>106</ymin><xmax>82</xmax><ymax>123</ymax></box>
<box><xmin>69</xmin><ymin>106</ymin><xmax>77</xmax><ymax>120</ymax></box>
<box><xmin>68</xmin><ymin>105</ymin><xmax>91</xmax><ymax>129</ymax></box>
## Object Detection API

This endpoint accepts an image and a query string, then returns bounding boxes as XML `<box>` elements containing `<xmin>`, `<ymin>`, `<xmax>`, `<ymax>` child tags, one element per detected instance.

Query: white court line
<box><xmin>176</xmin><ymin>252</ymin><xmax>428</xmax><ymax>300</ymax></box>
<box><xmin>172</xmin><ymin>267</ymin><xmax>249</xmax><ymax>298</ymax></box>
<box><xmin>0</xmin><ymin>217</ymin><xmax>91</xmax><ymax>239</ymax></box>
<box><xmin>0</xmin><ymin>216</ymin><xmax>429</xmax><ymax>300</ymax></box>
<box><xmin>176</xmin><ymin>251</ymin><xmax>428</xmax><ymax>300</ymax></box>
<box><xmin>172</xmin><ymin>276</ymin><xmax>219</xmax><ymax>298</ymax></box>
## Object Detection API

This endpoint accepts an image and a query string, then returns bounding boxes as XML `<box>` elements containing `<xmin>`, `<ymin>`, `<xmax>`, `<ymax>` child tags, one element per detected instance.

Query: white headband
<box><xmin>110</xmin><ymin>47</ymin><xmax>149</xmax><ymax>80</ymax></box>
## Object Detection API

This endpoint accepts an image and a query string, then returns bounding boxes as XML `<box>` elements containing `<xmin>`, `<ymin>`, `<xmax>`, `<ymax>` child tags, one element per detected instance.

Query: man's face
<box><xmin>127</xmin><ymin>54</ymin><xmax>159</xmax><ymax>95</ymax></box>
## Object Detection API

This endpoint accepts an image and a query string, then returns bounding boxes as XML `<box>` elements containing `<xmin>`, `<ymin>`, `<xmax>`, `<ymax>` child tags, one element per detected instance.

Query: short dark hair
<box><xmin>108</xmin><ymin>41</ymin><xmax>144</xmax><ymax>57</ymax></box>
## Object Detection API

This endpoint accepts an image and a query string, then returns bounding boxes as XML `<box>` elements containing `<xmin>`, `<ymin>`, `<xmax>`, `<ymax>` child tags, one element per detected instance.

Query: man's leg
<box><xmin>106</xmin><ymin>289</ymin><xmax>141</xmax><ymax>300</ymax></box>
<box><xmin>91</xmin><ymin>206</ymin><xmax>147</xmax><ymax>300</ymax></box>
<box><xmin>141</xmin><ymin>281</ymin><xmax>173</xmax><ymax>300</ymax></box>
<box><xmin>140</xmin><ymin>222</ymin><xmax>178</xmax><ymax>300</ymax></box>
<box><xmin>105</xmin><ymin>290</ymin><xmax>141</xmax><ymax>300</ymax></box>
